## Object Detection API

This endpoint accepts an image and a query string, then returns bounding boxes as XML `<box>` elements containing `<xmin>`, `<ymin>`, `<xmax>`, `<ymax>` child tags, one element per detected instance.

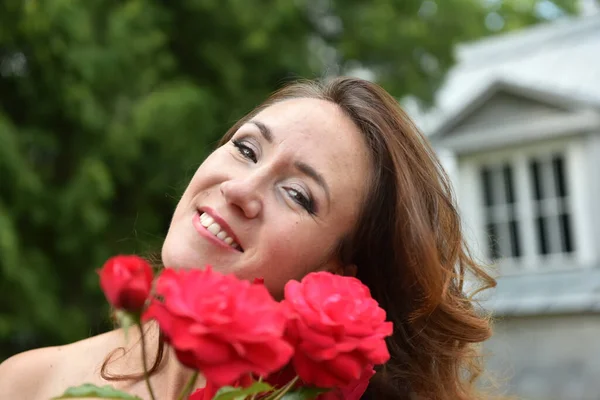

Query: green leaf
<box><xmin>280</xmin><ymin>387</ymin><xmax>330</xmax><ymax>400</ymax></box>
<box><xmin>52</xmin><ymin>383</ymin><xmax>143</xmax><ymax>399</ymax></box>
<box><xmin>213</xmin><ymin>382</ymin><xmax>274</xmax><ymax>400</ymax></box>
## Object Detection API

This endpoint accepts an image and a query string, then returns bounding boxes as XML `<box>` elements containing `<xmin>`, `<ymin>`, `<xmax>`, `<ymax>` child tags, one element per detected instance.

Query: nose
<box><xmin>220</xmin><ymin>177</ymin><xmax>263</xmax><ymax>219</ymax></box>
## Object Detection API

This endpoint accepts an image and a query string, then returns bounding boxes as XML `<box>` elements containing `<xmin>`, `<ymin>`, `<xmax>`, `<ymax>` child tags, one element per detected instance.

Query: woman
<box><xmin>0</xmin><ymin>77</ymin><xmax>496</xmax><ymax>399</ymax></box>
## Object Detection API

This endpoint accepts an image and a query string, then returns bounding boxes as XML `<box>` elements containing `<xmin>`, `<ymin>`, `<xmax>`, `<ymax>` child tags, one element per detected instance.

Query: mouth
<box><xmin>194</xmin><ymin>210</ymin><xmax>243</xmax><ymax>252</ymax></box>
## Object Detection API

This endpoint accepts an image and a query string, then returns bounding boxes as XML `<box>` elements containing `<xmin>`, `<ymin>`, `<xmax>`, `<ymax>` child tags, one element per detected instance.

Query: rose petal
<box><xmin>283</xmin><ymin>271</ymin><xmax>393</xmax><ymax>388</ymax></box>
<box><xmin>144</xmin><ymin>267</ymin><xmax>292</xmax><ymax>387</ymax></box>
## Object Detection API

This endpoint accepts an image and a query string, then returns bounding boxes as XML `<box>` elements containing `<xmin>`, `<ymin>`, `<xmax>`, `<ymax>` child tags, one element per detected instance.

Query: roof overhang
<box><xmin>430</xmin><ymin>78</ymin><xmax>600</xmax><ymax>139</ymax></box>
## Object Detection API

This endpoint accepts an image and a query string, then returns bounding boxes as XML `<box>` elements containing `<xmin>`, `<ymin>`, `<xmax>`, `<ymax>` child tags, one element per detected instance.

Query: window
<box><xmin>529</xmin><ymin>155</ymin><xmax>573</xmax><ymax>255</ymax></box>
<box><xmin>480</xmin><ymin>164</ymin><xmax>521</xmax><ymax>259</ymax></box>
<box><xmin>478</xmin><ymin>152</ymin><xmax>574</xmax><ymax>262</ymax></box>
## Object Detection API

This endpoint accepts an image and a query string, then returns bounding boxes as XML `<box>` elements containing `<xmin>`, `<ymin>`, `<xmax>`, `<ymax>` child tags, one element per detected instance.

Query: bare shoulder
<box><xmin>0</xmin><ymin>331</ymin><xmax>119</xmax><ymax>400</ymax></box>
<box><xmin>0</xmin><ymin>345</ymin><xmax>66</xmax><ymax>399</ymax></box>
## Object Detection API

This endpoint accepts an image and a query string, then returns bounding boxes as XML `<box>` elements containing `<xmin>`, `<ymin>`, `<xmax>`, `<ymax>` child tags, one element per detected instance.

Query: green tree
<box><xmin>0</xmin><ymin>0</ymin><xmax>576</xmax><ymax>359</ymax></box>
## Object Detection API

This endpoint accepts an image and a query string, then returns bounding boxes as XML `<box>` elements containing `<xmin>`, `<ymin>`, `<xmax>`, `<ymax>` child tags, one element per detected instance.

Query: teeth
<box><xmin>199</xmin><ymin>212</ymin><xmax>241</xmax><ymax>251</ymax></box>
<box><xmin>207</xmin><ymin>223</ymin><xmax>221</xmax><ymax>235</ymax></box>
<box><xmin>200</xmin><ymin>215</ymin><xmax>214</xmax><ymax>228</ymax></box>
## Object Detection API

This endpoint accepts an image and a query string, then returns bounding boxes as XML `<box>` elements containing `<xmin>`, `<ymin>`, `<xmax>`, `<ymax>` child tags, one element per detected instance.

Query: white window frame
<box><xmin>456</xmin><ymin>137</ymin><xmax>593</xmax><ymax>275</ymax></box>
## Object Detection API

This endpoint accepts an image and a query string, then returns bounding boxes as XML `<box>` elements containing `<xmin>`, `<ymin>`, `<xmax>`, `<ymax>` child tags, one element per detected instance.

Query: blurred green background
<box><xmin>0</xmin><ymin>0</ymin><xmax>576</xmax><ymax>360</ymax></box>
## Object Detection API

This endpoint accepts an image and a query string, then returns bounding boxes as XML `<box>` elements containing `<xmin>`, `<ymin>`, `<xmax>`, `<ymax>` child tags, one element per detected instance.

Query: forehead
<box><xmin>253</xmin><ymin>98</ymin><xmax>368</xmax><ymax>161</ymax></box>
<box><xmin>253</xmin><ymin>97</ymin><xmax>371</xmax><ymax>209</ymax></box>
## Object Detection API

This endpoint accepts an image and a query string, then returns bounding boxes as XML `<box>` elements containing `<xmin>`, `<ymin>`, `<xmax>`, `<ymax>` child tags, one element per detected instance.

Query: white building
<box><xmin>417</xmin><ymin>10</ymin><xmax>600</xmax><ymax>400</ymax></box>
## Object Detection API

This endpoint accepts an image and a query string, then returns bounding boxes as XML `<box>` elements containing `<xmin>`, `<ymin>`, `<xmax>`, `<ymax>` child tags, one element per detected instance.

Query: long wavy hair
<box><xmin>103</xmin><ymin>77</ymin><xmax>497</xmax><ymax>400</ymax></box>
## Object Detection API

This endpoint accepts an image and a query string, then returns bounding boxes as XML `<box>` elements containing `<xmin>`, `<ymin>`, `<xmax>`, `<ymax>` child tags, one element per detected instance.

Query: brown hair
<box><xmin>104</xmin><ymin>77</ymin><xmax>497</xmax><ymax>399</ymax></box>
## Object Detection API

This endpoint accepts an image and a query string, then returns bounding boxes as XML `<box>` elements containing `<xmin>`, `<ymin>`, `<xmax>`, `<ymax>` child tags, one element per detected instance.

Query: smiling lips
<box><xmin>198</xmin><ymin>212</ymin><xmax>242</xmax><ymax>251</ymax></box>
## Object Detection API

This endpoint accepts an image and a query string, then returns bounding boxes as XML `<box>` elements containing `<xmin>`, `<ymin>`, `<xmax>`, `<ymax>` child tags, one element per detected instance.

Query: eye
<box><xmin>285</xmin><ymin>187</ymin><xmax>316</xmax><ymax>214</ymax></box>
<box><xmin>232</xmin><ymin>139</ymin><xmax>257</xmax><ymax>163</ymax></box>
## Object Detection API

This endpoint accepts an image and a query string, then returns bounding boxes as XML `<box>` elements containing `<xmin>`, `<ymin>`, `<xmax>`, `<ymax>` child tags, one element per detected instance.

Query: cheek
<box><xmin>184</xmin><ymin>165</ymin><xmax>213</xmax><ymax>196</ymax></box>
<box><xmin>174</xmin><ymin>156</ymin><xmax>223</xmax><ymax>213</ymax></box>
<box><xmin>257</xmin><ymin>223</ymin><xmax>334</xmax><ymax>279</ymax></box>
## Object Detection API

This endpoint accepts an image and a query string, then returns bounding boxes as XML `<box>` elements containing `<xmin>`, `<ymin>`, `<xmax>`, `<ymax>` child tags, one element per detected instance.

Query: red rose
<box><xmin>253</xmin><ymin>277</ymin><xmax>265</xmax><ymax>285</ymax></box>
<box><xmin>282</xmin><ymin>272</ymin><xmax>393</xmax><ymax>389</ymax></box>
<box><xmin>98</xmin><ymin>255</ymin><xmax>154</xmax><ymax>313</ymax></box>
<box><xmin>188</xmin><ymin>387</ymin><xmax>212</xmax><ymax>400</ymax></box>
<box><xmin>143</xmin><ymin>266</ymin><xmax>293</xmax><ymax>387</ymax></box>
<box><xmin>318</xmin><ymin>365</ymin><xmax>375</xmax><ymax>400</ymax></box>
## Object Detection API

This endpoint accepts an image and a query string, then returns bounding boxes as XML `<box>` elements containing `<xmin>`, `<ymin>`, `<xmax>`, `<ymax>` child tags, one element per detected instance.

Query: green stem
<box><xmin>138</xmin><ymin>323</ymin><xmax>158</xmax><ymax>400</ymax></box>
<box><xmin>264</xmin><ymin>376</ymin><xmax>299</xmax><ymax>400</ymax></box>
<box><xmin>249</xmin><ymin>376</ymin><xmax>262</xmax><ymax>400</ymax></box>
<box><xmin>176</xmin><ymin>371</ymin><xmax>199</xmax><ymax>400</ymax></box>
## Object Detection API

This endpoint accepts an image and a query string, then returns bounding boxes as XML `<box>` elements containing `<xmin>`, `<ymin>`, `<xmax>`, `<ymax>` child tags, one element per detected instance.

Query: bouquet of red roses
<box><xmin>54</xmin><ymin>255</ymin><xmax>393</xmax><ymax>400</ymax></box>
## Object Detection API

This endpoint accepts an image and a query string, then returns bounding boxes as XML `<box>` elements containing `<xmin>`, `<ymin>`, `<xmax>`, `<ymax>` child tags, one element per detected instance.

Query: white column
<box><xmin>574</xmin><ymin>134</ymin><xmax>600</xmax><ymax>266</ymax></box>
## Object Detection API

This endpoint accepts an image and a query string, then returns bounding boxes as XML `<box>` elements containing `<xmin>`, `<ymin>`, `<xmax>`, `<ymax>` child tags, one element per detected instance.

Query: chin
<box><xmin>160</xmin><ymin>242</ymin><xmax>178</xmax><ymax>269</ymax></box>
<box><xmin>161</xmin><ymin>238</ymin><xmax>196</xmax><ymax>269</ymax></box>
<box><xmin>162</xmin><ymin>238</ymin><xmax>223</xmax><ymax>272</ymax></box>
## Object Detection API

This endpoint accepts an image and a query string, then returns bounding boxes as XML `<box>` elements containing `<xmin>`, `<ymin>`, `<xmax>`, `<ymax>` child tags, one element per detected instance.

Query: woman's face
<box><xmin>162</xmin><ymin>98</ymin><xmax>371</xmax><ymax>298</ymax></box>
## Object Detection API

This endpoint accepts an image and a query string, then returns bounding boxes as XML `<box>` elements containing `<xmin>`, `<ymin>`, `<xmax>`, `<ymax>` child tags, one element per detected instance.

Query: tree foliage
<box><xmin>0</xmin><ymin>0</ymin><xmax>576</xmax><ymax>359</ymax></box>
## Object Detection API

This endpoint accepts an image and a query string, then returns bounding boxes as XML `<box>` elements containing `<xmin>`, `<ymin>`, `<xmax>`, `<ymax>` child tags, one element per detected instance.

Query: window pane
<box><xmin>486</xmin><ymin>223</ymin><xmax>501</xmax><ymax>259</ymax></box>
<box><xmin>529</xmin><ymin>160</ymin><xmax>544</xmax><ymax>200</ymax></box>
<box><xmin>536</xmin><ymin>216</ymin><xmax>549</xmax><ymax>255</ymax></box>
<box><xmin>560</xmin><ymin>213</ymin><xmax>574</xmax><ymax>253</ymax></box>
<box><xmin>481</xmin><ymin>167</ymin><xmax>494</xmax><ymax>206</ymax></box>
<box><xmin>503</xmin><ymin>164</ymin><xmax>515</xmax><ymax>204</ymax></box>
<box><xmin>509</xmin><ymin>219</ymin><xmax>522</xmax><ymax>258</ymax></box>
<box><xmin>553</xmin><ymin>155</ymin><xmax>568</xmax><ymax>198</ymax></box>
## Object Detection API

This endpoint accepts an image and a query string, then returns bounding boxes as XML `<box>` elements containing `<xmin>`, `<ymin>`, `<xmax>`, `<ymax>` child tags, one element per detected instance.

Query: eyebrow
<box><xmin>249</xmin><ymin>120</ymin><xmax>273</xmax><ymax>143</ymax></box>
